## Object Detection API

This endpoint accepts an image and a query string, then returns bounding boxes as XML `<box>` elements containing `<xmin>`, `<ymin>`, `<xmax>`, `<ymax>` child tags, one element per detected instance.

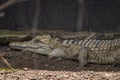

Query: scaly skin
<box><xmin>9</xmin><ymin>35</ymin><xmax>120</xmax><ymax>68</ymax></box>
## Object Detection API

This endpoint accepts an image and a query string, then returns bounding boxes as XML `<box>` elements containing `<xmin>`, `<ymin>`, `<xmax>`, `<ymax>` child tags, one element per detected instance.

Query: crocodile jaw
<box><xmin>9</xmin><ymin>41</ymin><xmax>67</xmax><ymax>58</ymax></box>
<box><xmin>9</xmin><ymin>41</ymin><xmax>53</xmax><ymax>55</ymax></box>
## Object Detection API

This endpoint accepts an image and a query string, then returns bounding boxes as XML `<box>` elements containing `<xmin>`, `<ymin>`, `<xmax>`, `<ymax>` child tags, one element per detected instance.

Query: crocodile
<box><xmin>9</xmin><ymin>35</ymin><xmax>120</xmax><ymax>68</ymax></box>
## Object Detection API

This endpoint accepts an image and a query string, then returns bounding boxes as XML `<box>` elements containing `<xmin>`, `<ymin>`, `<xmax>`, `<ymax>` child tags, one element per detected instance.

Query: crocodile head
<box><xmin>9</xmin><ymin>35</ymin><xmax>67</xmax><ymax>58</ymax></box>
<box><xmin>9</xmin><ymin>35</ymin><xmax>56</xmax><ymax>55</ymax></box>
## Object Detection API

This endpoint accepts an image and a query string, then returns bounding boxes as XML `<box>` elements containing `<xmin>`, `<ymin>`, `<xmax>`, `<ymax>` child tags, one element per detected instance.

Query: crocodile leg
<box><xmin>77</xmin><ymin>32</ymin><xmax>96</xmax><ymax>69</ymax></box>
<box><xmin>111</xmin><ymin>49</ymin><xmax>120</xmax><ymax>66</ymax></box>
<box><xmin>78</xmin><ymin>47</ymin><xmax>88</xmax><ymax>69</ymax></box>
<box><xmin>84</xmin><ymin>33</ymin><xmax>97</xmax><ymax>40</ymax></box>
<box><xmin>48</xmin><ymin>48</ymin><xmax>64</xmax><ymax>58</ymax></box>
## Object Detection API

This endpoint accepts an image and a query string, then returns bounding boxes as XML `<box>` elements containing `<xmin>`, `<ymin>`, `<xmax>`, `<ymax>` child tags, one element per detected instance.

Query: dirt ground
<box><xmin>0</xmin><ymin>46</ymin><xmax>120</xmax><ymax>80</ymax></box>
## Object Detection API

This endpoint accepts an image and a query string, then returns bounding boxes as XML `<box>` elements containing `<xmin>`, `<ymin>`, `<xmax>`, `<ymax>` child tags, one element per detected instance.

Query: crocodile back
<box><xmin>61</xmin><ymin>39</ymin><xmax>120</xmax><ymax>50</ymax></box>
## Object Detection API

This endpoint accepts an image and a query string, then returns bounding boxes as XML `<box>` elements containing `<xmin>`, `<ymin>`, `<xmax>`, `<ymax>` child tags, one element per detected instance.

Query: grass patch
<box><xmin>0</xmin><ymin>29</ymin><xmax>30</xmax><ymax>35</ymax></box>
<box><xmin>0</xmin><ymin>68</ymin><xmax>20</xmax><ymax>72</ymax></box>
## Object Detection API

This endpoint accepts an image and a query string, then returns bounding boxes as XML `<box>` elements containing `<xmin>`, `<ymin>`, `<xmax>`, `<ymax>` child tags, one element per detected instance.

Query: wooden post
<box><xmin>76</xmin><ymin>0</ymin><xmax>85</xmax><ymax>31</ymax></box>
<box><xmin>32</xmin><ymin>0</ymin><xmax>41</xmax><ymax>37</ymax></box>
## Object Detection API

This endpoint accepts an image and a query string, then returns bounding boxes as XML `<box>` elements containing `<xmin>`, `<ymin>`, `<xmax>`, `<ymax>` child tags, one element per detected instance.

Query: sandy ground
<box><xmin>0</xmin><ymin>70</ymin><xmax>120</xmax><ymax>80</ymax></box>
<box><xmin>0</xmin><ymin>47</ymin><xmax>120</xmax><ymax>80</ymax></box>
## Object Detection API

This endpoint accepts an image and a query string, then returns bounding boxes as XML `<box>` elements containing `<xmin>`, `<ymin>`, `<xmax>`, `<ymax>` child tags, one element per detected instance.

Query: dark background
<box><xmin>0</xmin><ymin>0</ymin><xmax>120</xmax><ymax>32</ymax></box>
